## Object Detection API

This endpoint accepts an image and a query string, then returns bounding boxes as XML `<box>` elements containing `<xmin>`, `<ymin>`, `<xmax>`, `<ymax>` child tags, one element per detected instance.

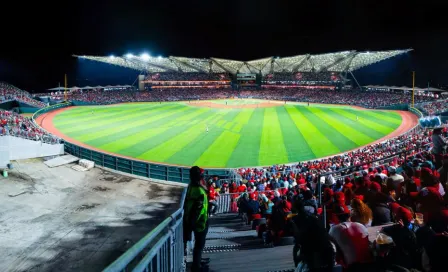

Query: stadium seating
<box><xmin>0</xmin><ymin>110</ymin><xmax>60</xmax><ymax>144</ymax></box>
<box><xmin>145</xmin><ymin>72</ymin><xmax>231</xmax><ymax>81</ymax></box>
<box><xmin>206</xmin><ymin>139</ymin><xmax>448</xmax><ymax>271</ymax></box>
<box><xmin>263</xmin><ymin>72</ymin><xmax>341</xmax><ymax>83</ymax></box>
<box><xmin>46</xmin><ymin>88</ymin><xmax>436</xmax><ymax>108</ymax></box>
<box><xmin>0</xmin><ymin>82</ymin><xmax>47</xmax><ymax>108</ymax></box>
<box><xmin>418</xmin><ymin>100</ymin><xmax>448</xmax><ymax>115</ymax></box>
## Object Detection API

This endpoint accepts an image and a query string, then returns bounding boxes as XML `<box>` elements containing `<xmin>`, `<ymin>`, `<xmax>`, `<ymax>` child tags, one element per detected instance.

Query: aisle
<box><xmin>187</xmin><ymin>213</ymin><xmax>296</xmax><ymax>272</ymax></box>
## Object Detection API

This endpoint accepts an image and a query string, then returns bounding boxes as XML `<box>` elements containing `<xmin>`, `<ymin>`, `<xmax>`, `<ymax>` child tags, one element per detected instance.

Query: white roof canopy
<box><xmin>47</xmin><ymin>85</ymin><xmax>132</xmax><ymax>91</ymax></box>
<box><xmin>75</xmin><ymin>49</ymin><xmax>412</xmax><ymax>75</ymax></box>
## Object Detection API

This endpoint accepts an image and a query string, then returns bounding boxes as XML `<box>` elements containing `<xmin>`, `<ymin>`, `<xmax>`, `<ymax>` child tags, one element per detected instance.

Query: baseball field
<box><xmin>39</xmin><ymin>99</ymin><xmax>411</xmax><ymax>168</ymax></box>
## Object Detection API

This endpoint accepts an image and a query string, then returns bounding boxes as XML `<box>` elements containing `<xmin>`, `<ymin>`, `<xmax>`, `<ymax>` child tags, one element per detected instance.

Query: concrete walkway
<box><xmin>0</xmin><ymin>158</ymin><xmax>183</xmax><ymax>272</ymax></box>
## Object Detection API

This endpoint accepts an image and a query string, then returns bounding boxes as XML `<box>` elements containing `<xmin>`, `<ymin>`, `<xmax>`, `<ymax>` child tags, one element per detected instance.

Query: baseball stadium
<box><xmin>34</xmin><ymin>50</ymin><xmax>420</xmax><ymax>169</ymax></box>
<box><xmin>1</xmin><ymin>49</ymin><xmax>447</xmax><ymax>272</ymax></box>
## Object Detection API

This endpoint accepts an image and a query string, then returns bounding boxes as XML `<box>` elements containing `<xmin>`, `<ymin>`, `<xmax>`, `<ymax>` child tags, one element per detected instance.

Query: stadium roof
<box><xmin>48</xmin><ymin>85</ymin><xmax>132</xmax><ymax>91</ymax></box>
<box><xmin>74</xmin><ymin>49</ymin><xmax>412</xmax><ymax>75</ymax></box>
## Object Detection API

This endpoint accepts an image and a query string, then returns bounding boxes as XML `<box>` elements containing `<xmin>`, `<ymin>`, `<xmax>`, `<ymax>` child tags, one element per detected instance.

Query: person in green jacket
<box><xmin>183</xmin><ymin>166</ymin><xmax>209</xmax><ymax>271</ymax></box>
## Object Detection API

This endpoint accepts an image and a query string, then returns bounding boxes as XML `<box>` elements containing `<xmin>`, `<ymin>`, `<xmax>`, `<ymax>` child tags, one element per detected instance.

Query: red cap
<box><xmin>396</xmin><ymin>207</ymin><xmax>413</xmax><ymax>223</ymax></box>
<box><xmin>334</xmin><ymin>192</ymin><xmax>346</xmax><ymax>204</ymax></box>
<box><xmin>370</xmin><ymin>182</ymin><xmax>381</xmax><ymax>192</ymax></box>
<box><xmin>389</xmin><ymin>202</ymin><xmax>401</xmax><ymax>214</ymax></box>
<box><xmin>249</xmin><ymin>193</ymin><xmax>256</xmax><ymax>200</ymax></box>
<box><xmin>324</xmin><ymin>188</ymin><xmax>334</xmax><ymax>197</ymax></box>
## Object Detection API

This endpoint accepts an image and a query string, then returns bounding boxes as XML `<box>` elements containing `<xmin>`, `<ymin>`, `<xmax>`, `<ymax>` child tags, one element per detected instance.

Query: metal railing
<box><xmin>104</xmin><ymin>188</ymin><xmax>187</xmax><ymax>272</ymax></box>
<box><xmin>409</xmin><ymin>106</ymin><xmax>424</xmax><ymax>118</ymax></box>
<box><xmin>0</xmin><ymin>129</ymin><xmax>61</xmax><ymax>144</ymax></box>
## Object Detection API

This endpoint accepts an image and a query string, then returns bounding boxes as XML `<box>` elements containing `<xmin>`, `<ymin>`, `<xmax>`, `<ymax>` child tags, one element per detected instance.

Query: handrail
<box><xmin>409</xmin><ymin>106</ymin><xmax>424</xmax><ymax>118</ymax></box>
<box><xmin>103</xmin><ymin>188</ymin><xmax>187</xmax><ymax>272</ymax></box>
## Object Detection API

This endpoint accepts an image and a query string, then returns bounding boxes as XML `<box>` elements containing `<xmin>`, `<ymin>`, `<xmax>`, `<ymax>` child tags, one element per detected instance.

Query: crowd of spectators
<box><xmin>145</xmin><ymin>72</ymin><xmax>231</xmax><ymax>81</ymax></box>
<box><xmin>235</xmin><ymin>126</ymin><xmax>433</xmax><ymax>189</ymax></box>
<box><xmin>0</xmin><ymin>82</ymin><xmax>47</xmax><ymax>108</ymax></box>
<box><xmin>418</xmin><ymin>100</ymin><xmax>448</xmax><ymax>115</ymax></box>
<box><xmin>250</xmin><ymin>89</ymin><xmax>435</xmax><ymax>108</ymax></box>
<box><xmin>0</xmin><ymin>110</ymin><xmax>60</xmax><ymax>144</ymax></box>
<box><xmin>263</xmin><ymin>72</ymin><xmax>342</xmax><ymax>83</ymax></box>
<box><xmin>46</xmin><ymin>88</ymin><xmax>437</xmax><ymax>108</ymax></box>
<box><xmin>211</xmin><ymin>126</ymin><xmax>448</xmax><ymax>271</ymax></box>
<box><xmin>50</xmin><ymin>88</ymin><xmax>238</xmax><ymax>104</ymax></box>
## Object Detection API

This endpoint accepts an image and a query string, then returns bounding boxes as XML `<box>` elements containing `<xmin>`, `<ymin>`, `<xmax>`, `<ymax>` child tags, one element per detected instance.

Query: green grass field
<box><xmin>52</xmin><ymin>100</ymin><xmax>402</xmax><ymax>167</ymax></box>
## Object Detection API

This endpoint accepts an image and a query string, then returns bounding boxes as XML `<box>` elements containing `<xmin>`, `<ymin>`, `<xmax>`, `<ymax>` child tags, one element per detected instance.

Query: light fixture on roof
<box><xmin>141</xmin><ymin>53</ymin><xmax>150</xmax><ymax>61</ymax></box>
<box><xmin>109</xmin><ymin>55</ymin><xmax>115</xmax><ymax>59</ymax></box>
<box><xmin>125</xmin><ymin>53</ymin><xmax>134</xmax><ymax>59</ymax></box>
<box><xmin>158</xmin><ymin>56</ymin><xmax>163</xmax><ymax>59</ymax></box>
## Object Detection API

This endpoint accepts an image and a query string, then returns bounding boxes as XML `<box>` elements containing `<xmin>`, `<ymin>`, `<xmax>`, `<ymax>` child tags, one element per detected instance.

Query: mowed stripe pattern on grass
<box><xmin>53</xmin><ymin>102</ymin><xmax>402</xmax><ymax>167</ymax></box>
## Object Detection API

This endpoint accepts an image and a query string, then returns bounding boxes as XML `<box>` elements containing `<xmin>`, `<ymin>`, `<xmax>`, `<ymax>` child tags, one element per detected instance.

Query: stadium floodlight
<box><xmin>125</xmin><ymin>53</ymin><xmax>134</xmax><ymax>59</ymax></box>
<box><xmin>158</xmin><ymin>56</ymin><xmax>163</xmax><ymax>59</ymax></box>
<box><xmin>141</xmin><ymin>53</ymin><xmax>151</xmax><ymax>61</ymax></box>
<box><xmin>109</xmin><ymin>55</ymin><xmax>115</xmax><ymax>59</ymax></box>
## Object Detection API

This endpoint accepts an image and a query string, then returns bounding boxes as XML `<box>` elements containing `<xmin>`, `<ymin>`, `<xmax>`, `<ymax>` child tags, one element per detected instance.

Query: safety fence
<box><xmin>409</xmin><ymin>106</ymin><xmax>424</xmax><ymax>118</ymax></box>
<box><xmin>0</xmin><ymin>128</ymin><xmax>60</xmax><ymax>144</ymax></box>
<box><xmin>103</xmin><ymin>189</ymin><xmax>187</xmax><ymax>272</ymax></box>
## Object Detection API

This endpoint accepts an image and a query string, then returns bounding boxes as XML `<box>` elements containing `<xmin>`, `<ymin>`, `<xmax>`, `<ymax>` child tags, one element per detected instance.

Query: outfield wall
<box><xmin>32</xmin><ymin>103</ymin><xmax>233</xmax><ymax>183</ymax></box>
<box><xmin>33</xmin><ymin>101</ymin><xmax>421</xmax><ymax>184</ymax></box>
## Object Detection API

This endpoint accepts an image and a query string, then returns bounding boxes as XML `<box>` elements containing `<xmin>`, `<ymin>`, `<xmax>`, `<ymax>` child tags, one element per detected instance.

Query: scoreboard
<box><xmin>236</xmin><ymin>73</ymin><xmax>260</xmax><ymax>88</ymax></box>
<box><xmin>237</xmin><ymin>74</ymin><xmax>257</xmax><ymax>80</ymax></box>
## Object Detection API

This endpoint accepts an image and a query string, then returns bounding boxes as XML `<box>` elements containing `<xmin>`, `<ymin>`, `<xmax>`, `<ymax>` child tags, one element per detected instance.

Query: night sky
<box><xmin>1</xmin><ymin>0</ymin><xmax>447</xmax><ymax>92</ymax></box>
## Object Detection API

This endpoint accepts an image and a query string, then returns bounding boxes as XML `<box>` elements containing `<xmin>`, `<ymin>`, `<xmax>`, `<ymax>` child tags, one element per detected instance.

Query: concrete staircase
<box><xmin>187</xmin><ymin>213</ymin><xmax>295</xmax><ymax>272</ymax></box>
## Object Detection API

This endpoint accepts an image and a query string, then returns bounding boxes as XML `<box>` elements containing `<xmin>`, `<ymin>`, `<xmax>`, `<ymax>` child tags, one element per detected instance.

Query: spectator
<box><xmin>328</xmin><ymin>207</ymin><xmax>373</xmax><ymax>269</ymax></box>
<box><xmin>381</xmin><ymin>206</ymin><xmax>422</xmax><ymax>270</ymax></box>
<box><xmin>291</xmin><ymin>198</ymin><xmax>336</xmax><ymax>271</ymax></box>
<box><xmin>431</xmin><ymin>128</ymin><xmax>446</xmax><ymax>169</ymax></box>
<box><xmin>183</xmin><ymin>166</ymin><xmax>209</xmax><ymax>272</ymax></box>
<box><xmin>260</xmin><ymin>194</ymin><xmax>274</xmax><ymax>218</ymax></box>
<box><xmin>208</xmin><ymin>181</ymin><xmax>219</xmax><ymax>216</ymax></box>
<box><xmin>350</xmin><ymin>198</ymin><xmax>373</xmax><ymax>227</ymax></box>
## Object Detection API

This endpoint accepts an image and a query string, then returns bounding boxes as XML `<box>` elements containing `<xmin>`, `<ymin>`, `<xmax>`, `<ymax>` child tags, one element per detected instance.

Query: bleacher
<box><xmin>0</xmin><ymin>82</ymin><xmax>47</xmax><ymax>108</ymax></box>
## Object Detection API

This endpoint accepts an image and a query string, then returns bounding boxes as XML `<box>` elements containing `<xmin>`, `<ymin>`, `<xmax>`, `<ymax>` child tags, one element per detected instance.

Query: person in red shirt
<box><xmin>208</xmin><ymin>182</ymin><xmax>219</xmax><ymax>216</ymax></box>
<box><xmin>237</xmin><ymin>183</ymin><xmax>246</xmax><ymax>193</ymax></box>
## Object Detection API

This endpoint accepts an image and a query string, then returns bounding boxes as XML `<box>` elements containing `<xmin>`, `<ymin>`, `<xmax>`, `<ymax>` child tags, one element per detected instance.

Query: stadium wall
<box><xmin>0</xmin><ymin>100</ymin><xmax>18</xmax><ymax>111</ymax></box>
<box><xmin>72</xmin><ymin>100</ymin><xmax>97</xmax><ymax>106</ymax></box>
<box><xmin>0</xmin><ymin>136</ymin><xmax>64</xmax><ymax>166</ymax></box>
<box><xmin>19</xmin><ymin>107</ymin><xmax>39</xmax><ymax>113</ymax></box>
<box><xmin>376</xmin><ymin>103</ymin><xmax>409</xmax><ymax>111</ymax></box>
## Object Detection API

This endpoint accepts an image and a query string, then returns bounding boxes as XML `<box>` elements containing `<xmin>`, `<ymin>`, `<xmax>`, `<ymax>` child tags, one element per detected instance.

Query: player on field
<box><xmin>206</xmin><ymin>125</ymin><xmax>209</xmax><ymax>133</ymax></box>
<box><xmin>356</xmin><ymin>116</ymin><xmax>359</xmax><ymax>121</ymax></box>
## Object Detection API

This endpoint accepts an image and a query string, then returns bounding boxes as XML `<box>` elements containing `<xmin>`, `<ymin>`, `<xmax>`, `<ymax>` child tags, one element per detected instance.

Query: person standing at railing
<box><xmin>183</xmin><ymin>166</ymin><xmax>209</xmax><ymax>272</ymax></box>
<box><xmin>208</xmin><ymin>181</ymin><xmax>219</xmax><ymax>217</ymax></box>
<box><xmin>432</xmin><ymin>128</ymin><xmax>447</xmax><ymax>169</ymax></box>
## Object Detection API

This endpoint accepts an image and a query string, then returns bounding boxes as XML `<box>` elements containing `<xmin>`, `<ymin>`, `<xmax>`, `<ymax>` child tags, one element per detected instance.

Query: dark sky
<box><xmin>1</xmin><ymin>0</ymin><xmax>447</xmax><ymax>92</ymax></box>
